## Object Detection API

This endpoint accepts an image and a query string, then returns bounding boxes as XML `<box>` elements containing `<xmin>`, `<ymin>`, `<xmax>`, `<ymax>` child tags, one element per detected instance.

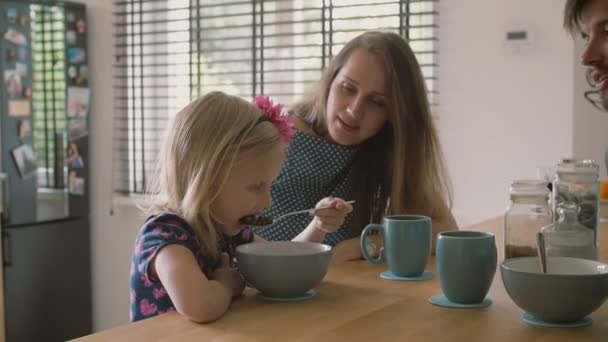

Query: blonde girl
<box><xmin>130</xmin><ymin>92</ymin><xmax>351</xmax><ymax>323</ymax></box>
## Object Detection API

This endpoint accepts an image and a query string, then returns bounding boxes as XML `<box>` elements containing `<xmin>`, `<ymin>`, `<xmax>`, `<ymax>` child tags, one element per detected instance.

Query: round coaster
<box><xmin>522</xmin><ymin>312</ymin><xmax>592</xmax><ymax>328</ymax></box>
<box><xmin>428</xmin><ymin>294</ymin><xmax>492</xmax><ymax>309</ymax></box>
<box><xmin>380</xmin><ymin>270</ymin><xmax>433</xmax><ymax>281</ymax></box>
<box><xmin>257</xmin><ymin>289</ymin><xmax>316</xmax><ymax>302</ymax></box>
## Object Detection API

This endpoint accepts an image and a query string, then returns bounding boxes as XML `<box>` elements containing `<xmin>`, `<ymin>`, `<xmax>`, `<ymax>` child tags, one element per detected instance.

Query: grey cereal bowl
<box><xmin>501</xmin><ymin>257</ymin><xmax>608</xmax><ymax>323</ymax></box>
<box><xmin>236</xmin><ymin>241</ymin><xmax>332</xmax><ymax>298</ymax></box>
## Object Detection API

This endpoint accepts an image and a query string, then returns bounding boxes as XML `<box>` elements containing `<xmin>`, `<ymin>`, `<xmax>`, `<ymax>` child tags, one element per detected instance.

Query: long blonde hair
<box><xmin>146</xmin><ymin>91</ymin><xmax>285</xmax><ymax>258</ymax></box>
<box><xmin>292</xmin><ymin>31</ymin><xmax>453</xmax><ymax>235</ymax></box>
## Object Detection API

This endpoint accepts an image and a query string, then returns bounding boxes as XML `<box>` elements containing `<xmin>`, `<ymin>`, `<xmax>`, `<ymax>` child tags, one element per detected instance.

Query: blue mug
<box><xmin>436</xmin><ymin>231</ymin><xmax>497</xmax><ymax>304</ymax></box>
<box><xmin>360</xmin><ymin>215</ymin><xmax>431</xmax><ymax>277</ymax></box>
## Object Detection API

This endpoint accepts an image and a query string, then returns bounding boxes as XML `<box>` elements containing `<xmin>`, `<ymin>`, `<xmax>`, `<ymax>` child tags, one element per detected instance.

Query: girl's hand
<box><xmin>211</xmin><ymin>253</ymin><xmax>245</xmax><ymax>297</ymax></box>
<box><xmin>311</xmin><ymin>197</ymin><xmax>354</xmax><ymax>234</ymax></box>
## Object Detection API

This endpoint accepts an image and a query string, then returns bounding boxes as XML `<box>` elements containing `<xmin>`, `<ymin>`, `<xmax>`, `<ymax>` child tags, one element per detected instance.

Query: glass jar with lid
<box><xmin>541</xmin><ymin>202</ymin><xmax>597</xmax><ymax>260</ymax></box>
<box><xmin>504</xmin><ymin>180</ymin><xmax>553</xmax><ymax>259</ymax></box>
<box><xmin>552</xmin><ymin>159</ymin><xmax>600</xmax><ymax>246</ymax></box>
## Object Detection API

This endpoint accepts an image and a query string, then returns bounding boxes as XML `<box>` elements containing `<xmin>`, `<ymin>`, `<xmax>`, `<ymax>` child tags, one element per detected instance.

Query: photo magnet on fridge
<box><xmin>11</xmin><ymin>144</ymin><xmax>37</xmax><ymax>178</ymax></box>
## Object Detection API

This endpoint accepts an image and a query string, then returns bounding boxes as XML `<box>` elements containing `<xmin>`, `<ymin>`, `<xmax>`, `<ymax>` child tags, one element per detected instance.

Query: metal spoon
<box><xmin>274</xmin><ymin>200</ymin><xmax>356</xmax><ymax>222</ymax></box>
<box><xmin>536</xmin><ymin>232</ymin><xmax>547</xmax><ymax>274</ymax></box>
<box><xmin>241</xmin><ymin>200</ymin><xmax>356</xmax><ymax>226</ymax></box>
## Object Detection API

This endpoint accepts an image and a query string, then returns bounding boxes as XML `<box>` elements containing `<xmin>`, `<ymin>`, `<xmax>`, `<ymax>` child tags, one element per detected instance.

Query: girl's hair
<box><xmin>146</xmin><ymin>91</ymin><xmax>285</xmax><ymax>258</ymax></box>
<box><xmin>292</xmin><ymin>31</ymin><xmax>453</xmax><ymax>236</ymax></box>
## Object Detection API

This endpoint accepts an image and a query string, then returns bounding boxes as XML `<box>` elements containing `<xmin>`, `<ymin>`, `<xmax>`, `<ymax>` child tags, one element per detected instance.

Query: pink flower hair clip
<box><xmin>253</xmin><ymin>95</ymin><xmax>295</xmax><ymax>143</ymax></box>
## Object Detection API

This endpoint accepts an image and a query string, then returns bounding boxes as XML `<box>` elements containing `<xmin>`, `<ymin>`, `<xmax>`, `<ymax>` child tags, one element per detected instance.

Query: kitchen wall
<box><xmin>82</xmin><ymin>0</ymin><xmax>604</xmax><ymax>331</ymax></box>
<box><xmin>78</xmin><ymin>0</ymin><xmax>141</xmax><ymax>331</ymax></box>
<box><xmin>438</xmin><ymin>0</ymin><xmax>577</xmax><ymax>226</ymax></box>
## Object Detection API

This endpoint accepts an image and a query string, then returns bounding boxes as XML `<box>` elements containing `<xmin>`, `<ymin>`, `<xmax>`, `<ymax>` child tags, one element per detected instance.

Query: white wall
<box><xmin>83</xmin><ymin>0</ymin><xmax>603</xmax><ymax>332</ymax></box>
<box><xmin>438</xmin><ymin>0</ymin><xmax>575</xmax><ymax>226</ymax></box>
<box><xmin>80</xmin><ymin>0</ymin><xmax>143</xmax><ymax>331</ymax></box>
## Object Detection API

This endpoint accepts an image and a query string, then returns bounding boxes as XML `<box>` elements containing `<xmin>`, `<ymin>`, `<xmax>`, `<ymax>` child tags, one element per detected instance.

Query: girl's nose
<box><xmin>261</xmin><ymin>190</ymin><xmax>272</xmax><ymax>209</ymax></box>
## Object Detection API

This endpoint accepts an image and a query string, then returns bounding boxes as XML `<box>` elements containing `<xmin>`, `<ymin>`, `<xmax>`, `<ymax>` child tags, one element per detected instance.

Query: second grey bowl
<box><xmin>501</xmin><ymin>256</ymin><xmax>608</xmax><ymax>323</ymax></box>
<box><xmin>236</xmin><ymin>241</ymin><xmax>332</xmax><ymax>298</ymax></box>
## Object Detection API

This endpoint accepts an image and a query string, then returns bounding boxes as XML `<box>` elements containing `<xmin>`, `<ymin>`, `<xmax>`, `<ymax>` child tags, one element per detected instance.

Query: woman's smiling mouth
<box><xmin>337</xmin><ymin>116</ymin><xmax>359</xmax><ymax>131</ymax></box>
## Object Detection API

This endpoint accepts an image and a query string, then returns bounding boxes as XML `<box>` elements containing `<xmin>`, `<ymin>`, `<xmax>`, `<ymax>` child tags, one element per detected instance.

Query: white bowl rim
<box><xmin>236</xmin><ymin>241</ymin><xmax>332</xmax><ymax>256</ymax></box>
<box><xmin>501</xmin><ymin>256</ymin><xmax>608</xmax><ymax>276</ymax></box>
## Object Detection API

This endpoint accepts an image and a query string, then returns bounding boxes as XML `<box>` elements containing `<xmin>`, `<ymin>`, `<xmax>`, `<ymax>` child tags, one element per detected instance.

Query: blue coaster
<box><xmin>428</xmin><ymin>294</ymin><xmax>492</xmax><ymax>309</ymax></box>
<box><xmin>257</xmin><ymin>289</ymin><xmax>316</xmax><ymax>302</ymax></box>
<box><xmin>522</xmin><ymin>312</ymin><xmax>592</xmax><ymax>328</ymax></box>
<box><xmin>380</xmin><ymin>270</ymin><xmax>433</xmax><ymax>281</ymax></box>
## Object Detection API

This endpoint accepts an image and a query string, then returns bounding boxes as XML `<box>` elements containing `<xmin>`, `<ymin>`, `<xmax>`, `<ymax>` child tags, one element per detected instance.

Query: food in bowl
<box><xmin>236</xmin><ymin>241</ymin><xmax>332</xmax><ymax>299</ymax></box>
<box><xmin>500</xmin><ymin>257</ymin><xmax>608</xmax><ymax>323</ymax></box>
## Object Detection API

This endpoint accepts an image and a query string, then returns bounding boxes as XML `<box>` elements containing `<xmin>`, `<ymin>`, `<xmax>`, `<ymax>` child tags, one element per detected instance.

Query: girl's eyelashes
<box><xmin>249</xmin><ymin>182</ymin><xmax>268</xmax><ymax>192</ymax></box>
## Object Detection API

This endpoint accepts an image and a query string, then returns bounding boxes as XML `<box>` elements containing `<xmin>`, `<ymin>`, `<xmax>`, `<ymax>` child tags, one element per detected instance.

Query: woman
<box><xmin>253</xmin><ymin>31</ymin><xmax>458</xmax><ymax>262</ymax></box>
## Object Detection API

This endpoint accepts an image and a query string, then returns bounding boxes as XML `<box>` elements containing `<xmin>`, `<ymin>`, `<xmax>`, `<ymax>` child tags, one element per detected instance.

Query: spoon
<box><xmin>240</xmin><ymin>200</ymin><xmax>356</xmax><ymax>226</ymax></box>
<box><xmin>536</xmin><ymin>232</ymin><xmax>547</xmax><ymax>274</ymax></box>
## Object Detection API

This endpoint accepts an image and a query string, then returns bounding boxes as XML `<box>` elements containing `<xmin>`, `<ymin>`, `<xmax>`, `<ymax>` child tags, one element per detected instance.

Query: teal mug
<box><xmin>360</xmin><ymin>215</ymin><xmax>431</xmax><ymax>277</ymax></box>
<box><xmin>436</xmin><ymin>231</ymin><xmax>497</xmax><ymax>304</ymax></box>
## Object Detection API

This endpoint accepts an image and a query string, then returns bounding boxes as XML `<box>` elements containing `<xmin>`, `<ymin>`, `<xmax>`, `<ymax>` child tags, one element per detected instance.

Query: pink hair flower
<box><xmin>254</xmin><ymin>95</ymin><xmax>295</xmax><ymax>143</ymax></box>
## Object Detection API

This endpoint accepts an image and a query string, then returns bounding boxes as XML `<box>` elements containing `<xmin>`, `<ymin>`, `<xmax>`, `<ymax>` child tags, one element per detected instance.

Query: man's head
<box><xmin>564</xmin><ymin>0</ymin><xmax>608</xmax><ymax>111</ymax></box>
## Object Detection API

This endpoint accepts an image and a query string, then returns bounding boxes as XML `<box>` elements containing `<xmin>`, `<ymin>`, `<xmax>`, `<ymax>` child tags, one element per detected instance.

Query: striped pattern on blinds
<box><xmin>113</xmin><ymin>0</ymin><xmax>438</xmax><ymax>194</ymax></box>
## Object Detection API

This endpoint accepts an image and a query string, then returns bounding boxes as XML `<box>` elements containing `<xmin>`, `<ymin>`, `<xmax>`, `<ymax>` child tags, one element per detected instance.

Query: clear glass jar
<box><xmin>504</xmin><ymin>180</ymin><xmax>553</xmax><ymax>259</ymax></box>
<box><xmin>552</xmin><ymin>159</ymin><xmax>600</xmax><ymax>246</ymax></box>
<box><xmin>541</xmin><ymin>202</ymin><xmax>597</xmax><ymax>260</ymax></box>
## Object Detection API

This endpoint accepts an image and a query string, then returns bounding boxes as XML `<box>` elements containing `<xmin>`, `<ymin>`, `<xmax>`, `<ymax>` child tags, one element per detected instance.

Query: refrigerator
<box><xmin>0</xmin><ymin>1</ymin><xmax>92</xmax><ymax>341</ymax></box>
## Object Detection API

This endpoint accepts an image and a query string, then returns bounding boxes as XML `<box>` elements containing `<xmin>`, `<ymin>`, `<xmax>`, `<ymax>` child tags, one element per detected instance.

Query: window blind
<box><xmin>113</xmin><ymin>0</ymin><xmax>439</xmax><ymax>194</ymax></box>
<box><xmin>31</xmin><ymin>4</ymin><xmax>67</xmax><ymax>188</ymax></box>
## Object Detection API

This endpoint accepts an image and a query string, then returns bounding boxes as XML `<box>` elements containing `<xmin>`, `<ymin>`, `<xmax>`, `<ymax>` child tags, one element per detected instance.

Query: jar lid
<box><xmin>510</xmin><ymin>179</ymin><xmax>549</xmax><ymax>198</ymax></box>
<box><xmin>556</xmin><ymin>159</ymin><xmax>599</xmax><ymax>175</ymax></box>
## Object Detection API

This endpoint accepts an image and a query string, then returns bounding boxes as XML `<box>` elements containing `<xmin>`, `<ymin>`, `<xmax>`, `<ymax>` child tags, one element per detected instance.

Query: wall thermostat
<box><xmin>504</xmin><ymin>29</ymin><xmax>531</xmax><ymax>53</ymax></box>
<box><xmin>506</xmin><ymin>30</ymin><xmax>528</xmax><ymax>41</ymax></box>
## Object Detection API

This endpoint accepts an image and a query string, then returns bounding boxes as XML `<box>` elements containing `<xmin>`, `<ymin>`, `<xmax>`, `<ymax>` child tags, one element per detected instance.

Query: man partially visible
<box><xmin>564</xmin><ymin>0</ymin><xmax>608</xmax><ymax>173</ymax></box>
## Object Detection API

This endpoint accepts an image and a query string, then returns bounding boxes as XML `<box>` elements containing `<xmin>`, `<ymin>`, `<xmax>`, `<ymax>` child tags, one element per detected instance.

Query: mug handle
<box><xmin>360</xmin><ymin>224</ymin><xmax>384</xmax><ymax>264</ymax></box>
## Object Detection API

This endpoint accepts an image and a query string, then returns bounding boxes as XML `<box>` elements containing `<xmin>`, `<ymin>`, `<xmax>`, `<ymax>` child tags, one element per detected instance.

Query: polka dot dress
<box><xmin>253</xmin><ymin>129</ymin><xmax>359</xmax><ymax>246</ymax></box>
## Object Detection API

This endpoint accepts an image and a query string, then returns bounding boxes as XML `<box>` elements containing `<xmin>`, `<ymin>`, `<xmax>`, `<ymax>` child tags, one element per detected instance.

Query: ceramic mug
<box><xmin>436</xmin><ymin>231</ymin><xmax>497</xmax><ymax>304</ymax></box>
<box><xmin>360</xmin><ymin>215</ymin><xmax>431</xmax><ymax>277</ymax></box>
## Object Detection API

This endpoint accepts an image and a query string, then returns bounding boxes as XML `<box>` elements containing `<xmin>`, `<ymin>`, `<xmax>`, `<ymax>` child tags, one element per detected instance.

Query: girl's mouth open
<box><xmin>239</xmin><ymin>215</ymin><xmax>273</xmax><ymax>226</ymax></box>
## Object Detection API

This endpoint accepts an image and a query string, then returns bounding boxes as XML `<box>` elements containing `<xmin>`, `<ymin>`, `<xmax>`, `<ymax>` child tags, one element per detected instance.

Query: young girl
<box><xmin>130</xmin><ymin>92</ymin><xmax>352</xmax><ymax>323</ymax></box>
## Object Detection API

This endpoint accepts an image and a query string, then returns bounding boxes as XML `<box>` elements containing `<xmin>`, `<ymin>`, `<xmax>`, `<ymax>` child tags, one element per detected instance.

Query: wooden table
<box><xmin>74</xmin><ymin>218</ymin><xmax>608</xmax><ymax>341</ymax></box>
